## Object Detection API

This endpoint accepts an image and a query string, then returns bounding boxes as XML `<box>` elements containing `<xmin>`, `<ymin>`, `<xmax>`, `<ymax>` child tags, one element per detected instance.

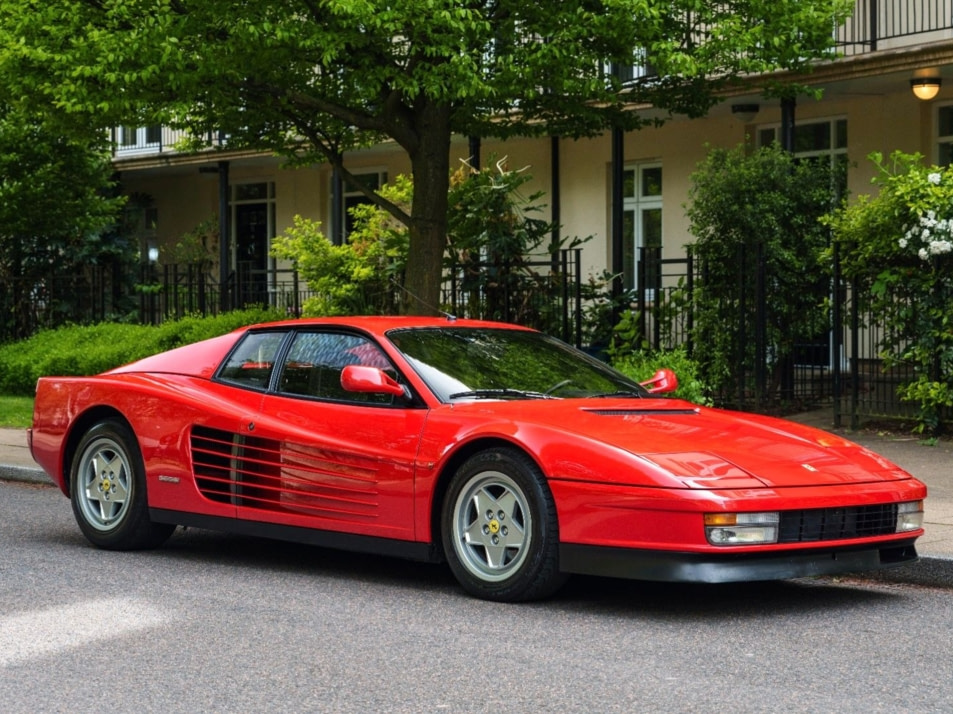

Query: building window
<box><xmin>758</xmin><ymin>118</ymin><xmax>847</xmax><ymax>155</ymax></box>
<box><xmin>343</xmin><ymin>171</ymin><xmax>388</xmax><ymax>238</ymax></box>
<box><xmin>622</xmin><ymin>163</ymin><xmax>662</xmax><ymax>292</ymax></box>
<box><xmin>937</xmin><ymin>105</ymin><xmax>953</xmax><ymax>166</ymax></box>
<box><xmin>758</xmin><ymin>117</ymin><xmax>848</xmax><ymax>198</ymax></box>
<box><xmin>117</xmin><ymin>126</ymin><xmax>161</xmax><ymax>149</ymax></box>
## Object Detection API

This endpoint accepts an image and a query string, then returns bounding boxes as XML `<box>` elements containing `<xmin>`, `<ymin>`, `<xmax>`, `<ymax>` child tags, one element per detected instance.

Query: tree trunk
<box><xmin>403</xmin><ymin>103</ymin><xmax>452</xmax><ymax>316</ymax></box>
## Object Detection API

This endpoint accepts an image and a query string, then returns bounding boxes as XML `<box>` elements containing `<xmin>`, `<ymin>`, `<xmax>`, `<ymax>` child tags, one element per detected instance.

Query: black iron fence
<box><xmin>632</xmin><ymin>246</ymin><xmax>952</xmax><ymax>428</ymax></box>
<box><xmin>2</xmin><ymin>265</ymin><xmax>124</xmax><ymax>342</ymax></box>
<box><xmin>4</xmin><ymin>252</ymin><xmax>585</xmax><ymax>345</ymax></box>
<box><xmin>137</xmin><ymin>262</ymin><xmax>312</xmax><ymax>325</ymax></box>
<box><xmin>6</xmin><ymin>247</ymin><xmax>949</xmax><ymax>429</ymax></box>
<box><xmin>442</xmin><ymin>249</ymin><xmax>583</xmax><ymax>346</ymax></box>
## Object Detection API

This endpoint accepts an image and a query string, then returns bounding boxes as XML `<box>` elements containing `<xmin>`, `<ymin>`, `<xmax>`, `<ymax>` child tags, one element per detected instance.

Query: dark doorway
<box><xmin>233</xmin><ymin>183</ymin><xmax>274</xmax><ymax>307</ymax></box>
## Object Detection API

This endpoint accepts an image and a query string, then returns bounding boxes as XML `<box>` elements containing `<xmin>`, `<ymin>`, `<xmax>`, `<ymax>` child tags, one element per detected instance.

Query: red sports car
<box><xmin>30</xmin><ymin>317</ymin><xmax>926</xmax><ymax>601</ymax></box>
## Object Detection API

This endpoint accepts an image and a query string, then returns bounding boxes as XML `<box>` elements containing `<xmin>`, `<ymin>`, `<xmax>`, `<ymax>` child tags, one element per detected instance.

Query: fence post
<box><xmin>754</xmin><ymin>241</ymin><xmax>767</xmax><ymax>410</ymax></box>
<box><xmin>637</xmin><ymin>247</ymin><xmax>647</xmax><ymax>347</ymax></box>
<box><xmin>573</xmin><ymin>249</ymin><xmax>582</xmax><ymax>348</ymax></box>
<box><xmin>849</xmin><ymin>270</ymin><xmax>860</xmax><ymax>431</ymax></box>
<box><xmin>832</xmin><ymin>241</ymin><xmax>843</xmax><ymax>428</ymax></box>
<box><xmin>685</xmin><ymin>248</ymin><xmax>694</xmax><ymax>359</ymax></box>
<box><xmin>736</xmin><ymin>243</ymin><xmax>747</xmax><ymax>409</ymax></box>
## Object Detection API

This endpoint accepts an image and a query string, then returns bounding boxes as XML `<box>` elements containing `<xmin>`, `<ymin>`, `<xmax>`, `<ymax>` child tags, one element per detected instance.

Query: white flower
<box><xmin>929</xmin><ymin>239</ymin><xmax>952</xmax><ymax>255</ymax></box>
<box><xmin>919</xmin><ymin>247</ymin><xmax>930</xmax><ymax>260</ymax></box>
<box><xmin>899</xmin><ymin>237</ymin><xmax>909</xmax><ymax>248</ymax></box>
<box><xmin>929</xmin><ymin>172</ymin><xmax>942</xmax><ymax>184</ymax></box>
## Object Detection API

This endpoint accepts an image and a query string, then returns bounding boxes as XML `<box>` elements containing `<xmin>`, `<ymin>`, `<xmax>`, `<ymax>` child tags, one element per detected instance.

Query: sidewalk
<box><xmin>3</xmin><ymin>411</ymin><xmax>952</xmax><ymax>568</ymax></box>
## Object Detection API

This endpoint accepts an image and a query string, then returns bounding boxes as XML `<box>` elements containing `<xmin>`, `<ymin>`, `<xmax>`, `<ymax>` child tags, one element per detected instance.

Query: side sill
<box><xmin>150</xmin><ymin>508</ymin><xmax>441</xmax><ymax>563</ymax></box>
<box><xmin>559</xmin><ymin>540</ymin><xmax>919</xmax><ymax>584</ymax></box>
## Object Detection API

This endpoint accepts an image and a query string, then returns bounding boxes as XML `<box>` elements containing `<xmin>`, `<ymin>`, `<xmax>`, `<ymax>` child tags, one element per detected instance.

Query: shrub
<box><xmin>0</xmin><ymin>308</ymin><xmax>284</xmax><ymax>395</ymax></box>
<box><xmin>612</xmin><ymin>348</ymin><xmax>712</xmax><ymax>406</ymax></box>
<box><xmin>271</xmin><ymin>177</ymin><xmax>411</xmax><ymax>316</ymax></box>
<box><xmin>686</xmin><ymin>143</ymin><xmax>840</xmax><ymax>404</ymax></box>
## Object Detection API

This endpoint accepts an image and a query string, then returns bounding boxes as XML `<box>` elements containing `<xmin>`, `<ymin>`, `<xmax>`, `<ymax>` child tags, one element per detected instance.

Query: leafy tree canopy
<box><xmin>0</xmin><ymin>102</ymin><xmax>126</xmax><ymax>339</ymax></box>
<box><xmin>0</xmin><ymin>104</ymin><xmax>119</xmax><ymax>250</ymax></box>
<box><xmin>0</xmin><ymin>0</ymin><xmax>853</xmax><ymax>312</ymax></box>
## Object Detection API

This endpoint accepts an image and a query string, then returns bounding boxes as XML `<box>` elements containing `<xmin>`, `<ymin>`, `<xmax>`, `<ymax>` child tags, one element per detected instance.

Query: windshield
<box><xmin>387</xmin><ymin>327</ymin><xmax>647</xmax><ymax>402</ymax></box>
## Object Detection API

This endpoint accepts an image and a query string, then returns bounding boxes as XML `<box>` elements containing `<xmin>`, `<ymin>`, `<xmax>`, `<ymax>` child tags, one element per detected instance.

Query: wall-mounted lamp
<box><xmin>731</xmin><ymin>103</ymin><xmax>760</xmax><ymax>122</ymax></box>
<box><xmin>911</xmin><ymin>77</ymin><xmax>942</xmax><ymax>101</ymax></box>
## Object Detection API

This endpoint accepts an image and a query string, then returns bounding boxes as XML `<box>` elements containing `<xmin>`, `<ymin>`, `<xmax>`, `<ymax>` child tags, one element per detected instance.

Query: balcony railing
<box><xmin>837</xmin><ymin>0</ymin><xmax>953</xmax><ymax>55</ymax></box>
<box><xmin>112</xmin><ymin>125</ymin><xmax>225</xmax><ymax>158</ymax></box>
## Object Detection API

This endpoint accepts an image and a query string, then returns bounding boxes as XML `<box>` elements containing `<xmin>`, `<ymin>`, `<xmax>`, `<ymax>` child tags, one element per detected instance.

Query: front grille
<box><xmin>778</xmin><ymin>504</ymin><xmax>898</xmax><ymax>543</ymax></box>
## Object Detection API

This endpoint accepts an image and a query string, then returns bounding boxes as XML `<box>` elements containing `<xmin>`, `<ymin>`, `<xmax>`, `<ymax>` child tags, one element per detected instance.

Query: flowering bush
<box><xmin>827</xmin><ymin>151</ymin><xmax>953</xmax><ymax>433</ymax></box>
<box><xmin>900</xmin><ymin>174</ymin><xmax>953</xmax><ymax>261</ymax></box>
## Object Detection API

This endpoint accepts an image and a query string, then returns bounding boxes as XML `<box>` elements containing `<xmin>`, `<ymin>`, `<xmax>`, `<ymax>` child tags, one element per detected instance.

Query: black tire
<box><xmin>70</xmin><ymin>419</ymin><xmax>175</xmax><ymax>550</ymax></box>
<box><xmin>441</xmin><ymin>447</ymin><xmax>567</xmax><ymax>602</ymax></box>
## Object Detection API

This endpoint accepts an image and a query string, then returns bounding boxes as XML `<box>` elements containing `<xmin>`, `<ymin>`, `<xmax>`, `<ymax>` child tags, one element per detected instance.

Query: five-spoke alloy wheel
<box><xmin>70</xmin><ymin>419</ymin><xmax>174</xmax><ymax>550</ymax></box>
<box><xmin>442</xmin><ymin>447</ymin><xmax>565</xmax><ymax>601</ymax></box>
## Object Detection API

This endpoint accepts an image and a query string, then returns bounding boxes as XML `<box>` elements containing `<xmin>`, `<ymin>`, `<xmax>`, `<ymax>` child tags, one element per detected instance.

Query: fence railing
<box><xmin>4</xmin><ymin>253</ymin><xmax>585</xmax><ymax>347</ymax></box>
<box><xmin>442</xmin><ymin>249</ymin><xmax>583</xmax><ymax>346</ymax></box>
<box><xmin>632</xmin><ymin>246</ymin><xmax>951</xmax><ymax>429</ymax></box>
<box><xmin>6</xmin><ymin>248</ymin><xmax>948</xmax><ymax>429</ymax></box>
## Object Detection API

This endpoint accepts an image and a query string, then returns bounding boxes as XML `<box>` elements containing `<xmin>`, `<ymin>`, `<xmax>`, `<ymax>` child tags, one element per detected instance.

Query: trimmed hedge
<box><xmin>0</xmin><ymin>308</ymin><xmax>285</xmax><ymax>396</ymax></box>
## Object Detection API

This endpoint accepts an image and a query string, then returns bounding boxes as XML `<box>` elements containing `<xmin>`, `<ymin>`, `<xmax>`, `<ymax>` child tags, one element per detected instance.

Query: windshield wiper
<box><xmin>592</xmin><ymin>390</ymin><xmax>645</xmax><ymax>398</ymax></box>
<box><xmin>448</xmin><ymin>388</ymin><xmax>558</xmax><ymax>400</ymax></box>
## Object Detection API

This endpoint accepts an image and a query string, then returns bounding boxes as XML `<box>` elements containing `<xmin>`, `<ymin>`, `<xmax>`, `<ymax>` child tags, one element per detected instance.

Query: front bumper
<box><xmin>559</xmin><ymin>539</ymin><xmax>919</xmax><ymax>583</ymax></box>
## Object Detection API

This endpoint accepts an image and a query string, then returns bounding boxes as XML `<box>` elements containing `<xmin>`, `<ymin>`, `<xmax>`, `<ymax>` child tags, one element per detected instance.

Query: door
<box><xmin>235</xmin><ymin>203</ymin><xmax>269</xmax><ymax>306</ymax></box>
<box><xmin>247</xmin><ymin>329</ymin><xmax>428</xmax><ymax>541</ymax></box>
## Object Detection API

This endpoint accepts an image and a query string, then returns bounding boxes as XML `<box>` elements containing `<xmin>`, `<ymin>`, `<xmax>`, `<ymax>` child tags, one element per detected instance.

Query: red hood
<box><xmin>456</xmin><ymin>398</ymin><xmax>913</xmax><ymax>489</ymax></box>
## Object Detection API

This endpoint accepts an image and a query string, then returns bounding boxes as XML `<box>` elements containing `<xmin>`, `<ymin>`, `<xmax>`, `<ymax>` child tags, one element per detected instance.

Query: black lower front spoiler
<box><xmin>559</xmin><ymin>540</ymin><xmax>919</xmax><ymax>583</ymax></box>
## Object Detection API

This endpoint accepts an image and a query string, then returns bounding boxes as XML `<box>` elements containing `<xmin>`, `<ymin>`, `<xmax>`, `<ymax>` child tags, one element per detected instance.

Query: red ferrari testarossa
<box><xmin>30</xmin><ymin>316</ymin><xmax>926</xmax><ymax>601</ymax></box>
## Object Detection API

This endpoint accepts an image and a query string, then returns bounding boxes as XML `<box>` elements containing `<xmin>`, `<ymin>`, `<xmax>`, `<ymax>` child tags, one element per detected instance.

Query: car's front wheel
<box><xmin>70</xmin><ymin>419</ymin><xmax>175</xmax><ymax>550</ymax></box>
<box><xmin>442</xmin><ymin>447</ymin><xmax>566</xmax><ymax>602</ymax></box>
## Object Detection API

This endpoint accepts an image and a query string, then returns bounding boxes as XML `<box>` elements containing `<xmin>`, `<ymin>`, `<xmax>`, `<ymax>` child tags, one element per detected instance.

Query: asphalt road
<box><xmin>3</xmin><ymin>479</ymin><xmax>953</xmax><ymax>714</ymax></box>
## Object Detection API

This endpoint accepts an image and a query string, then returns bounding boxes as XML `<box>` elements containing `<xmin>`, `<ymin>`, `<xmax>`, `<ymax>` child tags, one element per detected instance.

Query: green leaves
<box><xmin>687</xmin><ymin>143</ymin><xmax>837</xmax><ymax>401</ymax></box>
<box><xmin>1</xmin><ymin>0</ymin><xmax>853</xmax><ymax>315</ymax></box>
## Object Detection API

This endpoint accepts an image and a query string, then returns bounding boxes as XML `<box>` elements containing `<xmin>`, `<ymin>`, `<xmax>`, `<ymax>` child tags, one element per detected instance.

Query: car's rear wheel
<box><xmin>70</xmin><ymin>419</ymin><xmax>175</xmax><ymax>550</ymax></box>
<box><xmin>442</xmin><ymin>447</ymin><xmax>566</xmax><ymax>602</ymax></box>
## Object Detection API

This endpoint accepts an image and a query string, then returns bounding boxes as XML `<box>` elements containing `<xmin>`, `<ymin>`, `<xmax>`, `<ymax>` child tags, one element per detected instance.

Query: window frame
<box><xmin>621</xmin><ymin>162</ymin><xmax>663</xmax><ymax>294</ymax></box>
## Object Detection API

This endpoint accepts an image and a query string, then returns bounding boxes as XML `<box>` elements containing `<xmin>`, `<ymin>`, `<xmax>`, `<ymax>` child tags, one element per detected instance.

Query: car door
<box><xmin>244</xmin><ymin>329</ymin><xmax>429</xmax><ymax>541</ymax></box>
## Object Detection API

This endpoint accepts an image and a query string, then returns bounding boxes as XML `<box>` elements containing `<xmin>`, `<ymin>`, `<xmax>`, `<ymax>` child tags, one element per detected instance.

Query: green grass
<box><xmin>0</xmin><ymin>396</ymin><xmax>34</xmax><ymax>429</ymax></box>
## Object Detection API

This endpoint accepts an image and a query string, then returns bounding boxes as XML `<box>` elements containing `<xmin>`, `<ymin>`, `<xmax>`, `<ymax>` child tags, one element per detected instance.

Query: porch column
<box><xmin>331</xmin><ymin>167</ymin><xmax>343</xmax><ymax>246</ymax></box>
<box><xmin>550</xmin><ymin>135</ymin><xmax>561</xmax><ymax>268</ymax></box>
<box><xmin>610</xmin><ymin>126</ymin><xmax>625</xmax><ymax>317</ymax></box>
<box><xmin>217</xmin><ymin>160</ymin><xmax>230</xmax><ymax>312</ymax></box>
<box><xmin>780</xmin><ymin>97</ymin><xmax>796</xmax><ymax>153</ymax></box>
<box><xmin>468</xmin><ymin>136</ymin><xmax>481</xmax><ymax>171</ymax></box>
<box><xmin>778</xmin><ymin>97</ymin><xmax>797</xmax><ymax>402</ymax></box>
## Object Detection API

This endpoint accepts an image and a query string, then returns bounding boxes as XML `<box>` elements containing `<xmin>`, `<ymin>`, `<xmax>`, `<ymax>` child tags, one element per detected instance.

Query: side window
<box><xmin>622</xmin><ymin>163</ymin><xmax>663</xmax><ymax>293</ymax></box>
<box><xmin>938</xmin><ymin>105</ymin><xmax>953</xmax><ymax>166</ymax></box>
<box><xmin>217</xmin><ymin>332</ymin><xmax>288</xmax><ymax>390</ymax></box>
<box><xmin>278</xmin><ymin>331</ymin><xmax>396</xmax><ymax>404</ymax></box>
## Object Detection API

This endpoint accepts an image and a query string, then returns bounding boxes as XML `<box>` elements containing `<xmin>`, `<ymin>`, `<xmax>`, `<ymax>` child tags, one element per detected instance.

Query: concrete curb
<box><xmin>0</xmin><ymin>464</ymin><xmax>51</xmax><ymax>485</ymax></box>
